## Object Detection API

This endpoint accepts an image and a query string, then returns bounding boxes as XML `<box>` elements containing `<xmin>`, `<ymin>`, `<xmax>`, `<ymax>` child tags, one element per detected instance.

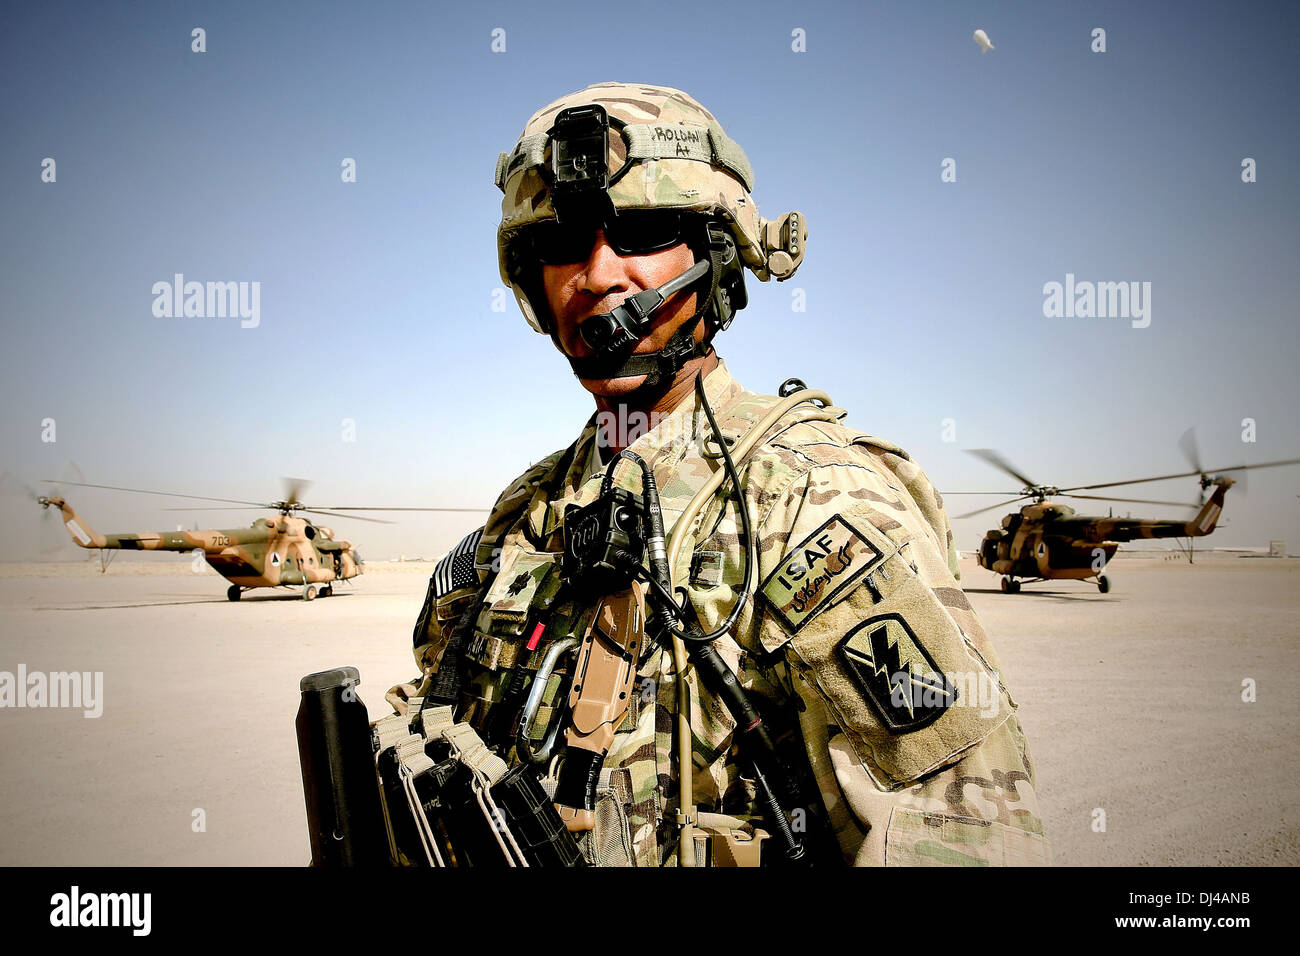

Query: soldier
<box><xmin>398</xmin><ymin>82</ymin><xmax>1050</xmax><ymax>866</ymax></box>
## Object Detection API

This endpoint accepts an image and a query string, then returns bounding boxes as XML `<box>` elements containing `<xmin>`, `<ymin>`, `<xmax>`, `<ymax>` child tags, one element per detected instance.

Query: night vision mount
<box><xmin>541</xmin><ymin>104</ymin><xmax>750</xmax><ymax>388</ymax></box>
<box><xmin>549</xmin><ymin>104</ymin><xmax>621</xmax><ymax>226</ymax></box>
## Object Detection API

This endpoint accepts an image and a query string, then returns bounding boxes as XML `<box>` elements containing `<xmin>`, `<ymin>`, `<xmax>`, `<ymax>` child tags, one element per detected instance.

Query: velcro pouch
<box><xmin>467</xmin><ymin>548</ymin><xmax>563</xmax><ymax>670</ymax></box>
<box><xmin>762</xmin><ymin>504</ymin><xmax>1014</xmax><ymax>790</ymax></box>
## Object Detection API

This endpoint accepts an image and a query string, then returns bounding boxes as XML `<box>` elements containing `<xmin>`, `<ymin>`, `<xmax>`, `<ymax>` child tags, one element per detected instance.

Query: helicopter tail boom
<box><xmin>1084</xmin><ymin>478</ymin><xmax>1234</xmax><ymax>542</ymax></box>
<box><xmin>37</xmin><ymin>496</ymin><xmax>271</xmax><ymax>552</ymax></box>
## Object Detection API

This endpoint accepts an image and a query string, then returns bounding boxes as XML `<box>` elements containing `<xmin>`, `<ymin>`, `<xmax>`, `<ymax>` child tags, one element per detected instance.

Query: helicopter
<box><xmin>36</xmin><ymin>478</ymin><xmax>485</xmax><ymax>601</ymax></box>
<box><xmin>948</xmin><ymin>439</ymin><xmax>1300</xmax><ymax>594</ymax></box>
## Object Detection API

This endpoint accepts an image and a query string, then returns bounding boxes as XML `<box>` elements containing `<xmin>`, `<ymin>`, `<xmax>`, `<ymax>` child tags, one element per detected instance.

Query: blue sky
<box><xmin>2</xmin><ymin>0</ymin><xmax>1298</xmax><ymax>558</ymax></box>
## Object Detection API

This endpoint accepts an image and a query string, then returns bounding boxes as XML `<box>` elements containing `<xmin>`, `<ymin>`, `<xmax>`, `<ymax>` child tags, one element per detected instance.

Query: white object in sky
<box><xmin>973</xmin><ymin>29</ymin><xmax>994</xmax><ymax>53</ymax></box>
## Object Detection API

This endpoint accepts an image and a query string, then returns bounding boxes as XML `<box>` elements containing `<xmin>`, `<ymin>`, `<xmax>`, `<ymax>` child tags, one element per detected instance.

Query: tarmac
<box><xmin>0</xmin><ymin>552</ymin><xmax>1295</xmax><ymax>866</ymax></box>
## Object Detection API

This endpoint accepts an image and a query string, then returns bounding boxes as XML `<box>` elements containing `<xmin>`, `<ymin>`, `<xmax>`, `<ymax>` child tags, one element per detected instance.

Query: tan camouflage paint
<box><xmin>977</xmin><ymin>481</ymin><xmax>1233</xmax><ymax>580</ymax></box>
<box><xmin>41</xmin><ymin>496</ymin><xmax>361</xmax><ymax>589</ymax></box>
<box><xmin>412</xmin><ymin>362</ymin><xmax>1049</xmax><ymax>866</ymax></box>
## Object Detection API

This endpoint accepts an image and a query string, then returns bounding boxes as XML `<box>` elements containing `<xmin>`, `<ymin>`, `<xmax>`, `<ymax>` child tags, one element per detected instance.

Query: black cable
<box><xmin>657</xmin><ymin>372</ymin><xmax>754</xmax><ymax>644</ymax></box>
<box><xmin>601</xmin><ymin>373</ymin><xmax>755</xmax><ymax>645</ymax></box>
<box><xmin>604</xmin><ymin>381</ymin><xmax>807</xmax><ymax>863</ymax></box>
<box><xmin>629</xmin><ymin>564</ymin><xmax>682</xmax><ymax>621</ymax></box>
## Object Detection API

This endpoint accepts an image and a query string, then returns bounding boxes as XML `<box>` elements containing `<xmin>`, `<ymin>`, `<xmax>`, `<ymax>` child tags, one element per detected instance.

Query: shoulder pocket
<box><xmin>769</xmin><ymin>507</ymin><xmax>1014</xmax><ymax>790</ymax></box>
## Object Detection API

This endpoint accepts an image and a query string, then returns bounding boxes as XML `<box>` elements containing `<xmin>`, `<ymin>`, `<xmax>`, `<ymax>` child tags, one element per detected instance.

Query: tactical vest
<box><xmin>412</xmin><ymin>373</ymin><xmax>843</xmax><ymax>866</ymax></box>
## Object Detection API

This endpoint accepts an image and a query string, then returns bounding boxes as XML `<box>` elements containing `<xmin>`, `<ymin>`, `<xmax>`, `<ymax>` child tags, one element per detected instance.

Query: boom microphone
<box><xmin>577</xmin><ymin>258</ymin><xmax>711</xmax><ymax>354</ymax></box>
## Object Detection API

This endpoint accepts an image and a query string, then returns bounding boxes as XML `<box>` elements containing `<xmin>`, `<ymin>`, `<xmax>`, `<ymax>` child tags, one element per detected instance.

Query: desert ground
<box><xmin>0</xmin><ymin>551</ymin><xmax>1296</xmax><ymax>866</ymax></box>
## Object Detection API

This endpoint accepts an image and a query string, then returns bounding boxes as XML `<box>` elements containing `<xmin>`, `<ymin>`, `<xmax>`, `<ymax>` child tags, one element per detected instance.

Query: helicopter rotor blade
<box><xmin>966</xmin><ymin>450</ymin><xmax>1039</xmax><ymax>490</ymax></box>
<box><xmin>6</xmin><ymin>470</ymin><xmax>73</xmax><ymax>556</ymax></box>
<box><xmin>306</xmin><ymin>506</ymin><xmax>493</xmax><ymax>513</ymax></box>
<box><xmin>282</xmin><ymin>477</ymin><xmax>314</xmax><ymax>508</ymax></box>
<box><xmin>938</xmin><ymin>491</ymin><xmax>1025</xmax><ymax>496</ymax></box>
<box><xmin>1059</xmin><ymin>471</ymin><xmax>1204</xmax><ymax>492</ymax></box>
<box><xmin>162</xmin><ymin>507</ymin><xmax>268</xmax><ymax>511</ymax></box>
<box><xmin>296</xmin><ymin>508</ymin><xmax>394</xmax><ymax>525</ymax></box>
<box><xmin>162</xmin><ymin>505</ymin><xmax>492</xmax><ymax>517</ymax></box>
<box><xmin>1178</xmin><ymin>427</ymin><xmax>1204</xmax><ymax>475</ymax></box>
<box><xmin>24</xmin><ymin>461</ymin><xmax>88</xmax><ymax>503</ymax></box>
<box><xmin>41</xmin><ymin>480</ymin><xmax>269</xmax><ymax>509</ymax></box>
<box><xmin>49</xmin><ymin>460</ymin><xmax>87</xmax><ymax>495</ymax></box>
<box><xmin>161</xmin><ymin>505</ymin><xmax>405</xmax><ymax>524</ymax></box>
<box><xmin>1061</xmin><ymin>493</ymin><xmax>1200</xmax><ymax>509</ymax></box>
<box><xmin>1060</xmin><ymin>457</ymin><xmax>1300</xmax><ymax>493</ymax></box>
<box><xmin>1216</xmin><ymin>463</ymin><xmax>1250</xmax><ymax>497</ymax></box>
<box><xmin>953</xmin><ymin>496</ymin><xmax>1031</xmax><ymax>520</ymax></box>
<box><xmin>0</xmin><ymin>470</ymin><xmax>42</xmax><ymax>502</ymax></box>
<box><xmin>13</xmin><ymin>464</ymin><xmax>84</xmax><ymax>557</ymax></box>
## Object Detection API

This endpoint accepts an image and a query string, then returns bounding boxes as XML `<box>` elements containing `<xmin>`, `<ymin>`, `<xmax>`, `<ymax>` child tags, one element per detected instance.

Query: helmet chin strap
<box><xmin>567</xmin><ymin>317</ymin><xmax>712</xmax><ymax>389</ymax></box>
<box><xmin>564</xmin><ymin>236</ymin><xmax>727</xmax><ymax>389</ymax></box>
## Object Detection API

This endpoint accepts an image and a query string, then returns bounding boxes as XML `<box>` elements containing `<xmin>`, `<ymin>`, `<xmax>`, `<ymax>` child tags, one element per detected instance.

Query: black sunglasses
<box><xmin>521</xmin><ymin>210</ymin><xmax>688</xmax><ymax>266</ymax></box>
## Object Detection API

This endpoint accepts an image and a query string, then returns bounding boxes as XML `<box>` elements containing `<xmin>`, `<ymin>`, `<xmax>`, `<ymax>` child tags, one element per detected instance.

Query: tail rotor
<box><xmin>5</xmin><ymin>461</ymin><xmax>86</xmax><ymax>558</ymax></box>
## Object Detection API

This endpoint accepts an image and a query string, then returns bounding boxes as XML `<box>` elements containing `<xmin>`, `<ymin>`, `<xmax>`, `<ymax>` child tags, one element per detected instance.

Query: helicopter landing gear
<box><xmin>1097</xmin><ymin>575</ymin><xmax>1110</xmax><ymax>593</ymax></box>
<box><xmin>227</xmin><ymin>584</ymin><xmax>242</xmax><ymax>602</ymax></box>
<box><xmin>303</xmin><ymin>585</ymin><xmax>318</xmax><ymax>601</ymax></box>
<box><xmin>1000</xmin><ymin>577</ymin><xmax>1021</xmax><ymax>594</ymax></box>
<box><xmin>320</xmin><ymin>585</ymin><xmax>333</xmax><ymax>598</ymax></box>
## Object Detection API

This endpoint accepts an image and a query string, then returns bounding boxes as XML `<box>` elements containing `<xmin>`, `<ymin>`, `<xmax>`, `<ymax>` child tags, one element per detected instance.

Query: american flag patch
<box><xmin>432</xmin><ymin>527</ymin><xmax>483</xmax><ymax>597</ymax></box>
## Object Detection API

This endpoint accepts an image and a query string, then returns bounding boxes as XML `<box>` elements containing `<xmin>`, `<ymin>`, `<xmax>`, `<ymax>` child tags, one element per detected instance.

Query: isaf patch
<box><xmin>837</xmin><ymin>613</ymin><xmax>958</xmax><ymax>734</ymax></box>
<box><xmin>761</xmin><ymin>516</ymin><xmax>882</xmax><ymax>632</ymax></box>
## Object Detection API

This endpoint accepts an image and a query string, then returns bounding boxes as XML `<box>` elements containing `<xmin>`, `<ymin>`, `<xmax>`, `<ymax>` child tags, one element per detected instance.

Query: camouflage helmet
<box><xmin>494</xmin><ymin>81</ymin><xmax>807</xmax><ymax>333</ymax></box>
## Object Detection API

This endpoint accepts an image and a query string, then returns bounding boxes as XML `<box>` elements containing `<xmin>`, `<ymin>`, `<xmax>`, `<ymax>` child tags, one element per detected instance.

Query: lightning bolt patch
<box><xmin>837</xmin><ymin>613</ymin><xmax>957</xmax><ymax>733</ymax></box>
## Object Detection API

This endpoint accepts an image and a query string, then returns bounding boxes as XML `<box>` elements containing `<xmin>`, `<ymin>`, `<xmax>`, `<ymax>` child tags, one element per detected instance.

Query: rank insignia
<box><xmin>837</xmin><ymin>613</ymin><xmax>958</xmax><ymax>733</ymax></box>
<box><xmin>760</xmin><ymin>516</ymin><xmax>883</xmax><ymax>632</ymax></box>
<box><xmin>689</xmin><ymin>550</ymin><xmax>724</xmax><ymax>589</ymax></box>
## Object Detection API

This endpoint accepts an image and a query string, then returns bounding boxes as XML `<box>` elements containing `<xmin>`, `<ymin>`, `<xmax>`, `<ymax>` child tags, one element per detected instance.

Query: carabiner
<box><xmin>516</xmin><ymin>637</ymin><xmax>580</xmax><ymax>764</ymax></box>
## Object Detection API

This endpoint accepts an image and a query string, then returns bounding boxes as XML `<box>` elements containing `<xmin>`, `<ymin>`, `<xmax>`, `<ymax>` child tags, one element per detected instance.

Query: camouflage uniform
<box><xmin>408</xmin><ymin>81</ymin><xmax>1048</xmax><ymax>866</ymax></box>
<box><xmin>412</xmin><ymin>360</ymin><xmax>1050</xmax><ymax>866</ymax></box>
